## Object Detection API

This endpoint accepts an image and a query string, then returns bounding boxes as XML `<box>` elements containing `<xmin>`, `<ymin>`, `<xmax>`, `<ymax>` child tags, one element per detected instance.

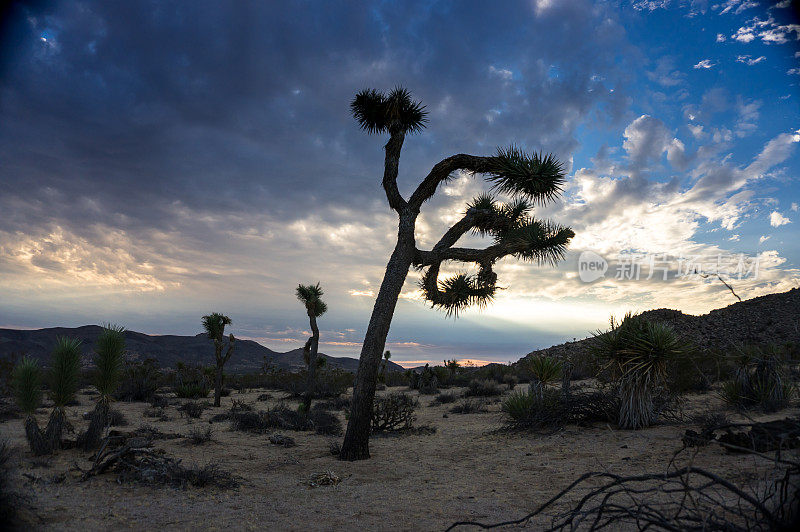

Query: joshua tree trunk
<box><xmin>25</xmin><ymin>416</ymin><xmax>49</xmax><ymax>456</ymax></box>
<box><xmin>214</xmin><ymin>359</ymin><xmax>224</xmax><ymax>407</ymax></box>
<box><xmin>340</xmin><ymin>212</ymin><xmax>416</xmax><ymax>460</ymax></box>
<box><xmin>302</xmin><ymin>315</ymin><xmax>321</xmax><ymax>412</ymax></box>
<box><xmin>44</xmin><ymin>407</ymin><xmax>68</xmax><ymax>450</ymax></box>
<box><xmin>80</xmin><ymin>401</ymin><xmax>109</xmax><ymax>451</ymax></box>
<box><xmin>213</xmin><ymin>335</ymin><xmax>235</xmax><ymax>407</ymax></box>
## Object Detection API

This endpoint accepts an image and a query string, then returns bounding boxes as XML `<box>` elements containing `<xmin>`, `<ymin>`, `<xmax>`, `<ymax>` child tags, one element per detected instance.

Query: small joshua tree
<box><xmin>12</xmin><ymin>357</ymin><xmax>48</xmax><ymax>455</ymax></box>
<box><xmin>44</xmin><ymin>337</ymin><xmax>82</xmax><ymax>449</ymax></box>
<box><xmin>379</xmin><ymin>350</ymin><xmax>391</xmax><ymax>383</ymax></box>
<box><xmin>522</xmin><ymin>355</ymin><xmax>562</xmax><ymax>399</ymax></box>
<box><xmin>81</xmin><ymin>324</ymin><xmax>125</xmax><ymax>450</ymax></box>
<box><xmin>340</xmin><ymin>87</ymin><xmax>574</xmax><ymax>460</ymax></box>
<box><xmin>202</xmin><ymin>313</ymin><xmax>235</xmax><ymax>407</ymax></box>
<box><xmin>296</xmin><ymin>283</ymin><xmax>327</xmax><ymax>412</ymax></box>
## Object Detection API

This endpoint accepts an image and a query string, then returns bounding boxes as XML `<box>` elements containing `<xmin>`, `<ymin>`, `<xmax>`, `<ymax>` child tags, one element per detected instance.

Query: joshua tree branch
<box><xmin>409</xmin><ymin>154</ymin><xmax>495</xmax><ymax>211</ymax></box>
<box><xmin>222</xmin><ymin>334</ymin><xmax>235</xmax><ymax>365</ymax></box>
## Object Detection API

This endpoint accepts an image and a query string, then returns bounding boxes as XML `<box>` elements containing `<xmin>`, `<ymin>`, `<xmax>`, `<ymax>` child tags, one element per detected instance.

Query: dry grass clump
<box><xmin>186</xmin><ymin>426</ymin><xmax>213</xmax><ymax>445</ymax></box>
<box><xmin>228</xmin><ymin>404</ymin><xmax>342</xmax><ymax>435</ymax></box>
<box><xmin>450</xmin><ymin>398</ymin><xmax>488</xmax><ymax>414</ymax></box>
<box><xmin>720</xmin><ymin>345</ymin><xmax>795</xmax><ymax>412</ymax></box>
<box><xmin>116</xmin><ymin>455</ymin><xmax>237</xmax><ymax>489</ymax></box>
<box><xmin>178</xmin><ymin>401</ymin><xmax>209</xmax><ymax>419</ymax></box>
<box><xmin>428</xmin><ymin>391</ymin><xmax>458</xmax><ymax>406</ymax></box>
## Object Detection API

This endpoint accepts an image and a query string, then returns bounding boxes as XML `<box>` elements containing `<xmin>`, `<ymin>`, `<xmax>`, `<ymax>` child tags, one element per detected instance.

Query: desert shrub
<box><xmin>431</xmin><ymin>365</ymin><xmax>451</xmax><ymax>387</ymax></box>
<box><xmin>371</xmin><ymin>393</ymin><xmax>417</xmax><ymax>432</ymax></box>
<box><xmin>116</xmin><ymin>455</ymin><xmax>237</xmax><ymax>489</ymax></box>
<box><xmin>313</xmin><ymin>368</ymin><xmax>353</xmax><ymax>398</ymax></box>
<box><xmin>429</xmin><ymin>391</ymin><xmax>458</xmax><ymax>406</ymax></box>
<box><xmin>149</xmin><ymin>394</ymin><xmax>169</xmax><ymax>408</ymax></box>
<box><xmin>230</xmin><ymin>399</ymin><xmax>253</xmax><ymax>412</ymax></box>
<box><xmin>256</xmin><ymin>393</ymin><xmax>272</xmax><ymax>401</ymax></box>
<box><xmin>450</xmin><ymin>398</ymin><xmax>488</xmax><ymax>414</ymax></box>
<box><xmin>308</xmin><ymin>408</ymin><xmax>343</xmax><ymax>436</ymax></box>
<box><xmin>502</xmin><ymin>373</ymin><xmax>518</xmax><ymax>390</ymax></box>
<box><xmin>384</xmin><ymin>370</ymin><xmax>409</xmax><ymax>387</ymax></box>
<box><xmin>115</xmin><ymin>358</ymin><xmax>163</xmax><ymax>402</ymax></box>
<box><xmin>593</xmin><ymin>314</ymin><xmax>692</xmax><ymax>429</ymax></box>
<box><xmin>720</xmin><ymin>345</ymin><xmax>794</xmax><ymax>412</ymax></box>
<box><xmin>174</xmin><ymin>364</ymin><xmax>211</xmax><ymax>399</ymax></box>
<box><xmin>12</xmin><ymin>357</ymin><xmax>48</xmax><ymax>455</ymax></box>
<box><xmin>502</xmin><ymin>388</ymin><xmax>618</xmax><ymax>430</ymax></box>
<box><xmin>464</xmin><ymin>379</ymin><xmax>503</xmax><ymax>397</ymax></box>
<box><xmin>186</xmin><ymin>426</ymin><xmax>213</xmax><ymax>444</ymax></box>
<box><xmin>409</xmin><ymin>364</ymin><xmax>439</xmax><ymax>394</ymax></box>
<box><xmin>143</xmin><ymin>407</ymin><xmax>171</xmax><ymax>421</ymax></box>
<box><xmin>229</xmin><ymin>404</ymin><xmax>308</xmax><ymax>433</ymax></box>
<box><xmin>178</xmin><ymin>401</ymin><xmax>208</xmax><ymax>419</ymax></box>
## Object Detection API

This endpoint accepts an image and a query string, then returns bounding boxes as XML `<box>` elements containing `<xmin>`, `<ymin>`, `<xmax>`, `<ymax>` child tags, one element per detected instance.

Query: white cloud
<box><xmin>736</xmin><ymin>54</ymin><xmax>766</xmax><ymax>66</ymax></box>
<box><xmin>718</xmin><ymin>0</ymin><xmax>758</xmax><ymax>16</ymax></box>
<box><xmin>716</xmin><ymin>33</ymin><xmax>726</xmax><ymax>42</ymax></box>
<box><xmin>693</xmin><ymin>59</ymin><xmax>716</xmax><ymax>69</ymax></box>
<box><xmin>688</xmin><ymin>123</ymin><xmax>705</xmax><ymax>139</ymax></box>
<box><xmin>733</xmin><ymin>16</ymin><xmax>800</xmax><ymax>45</ymax></box>
<box><xmin>759</xmin><ymin>235</ymin><xmax>771</xmax><ymax>244</ymax></box>
<box><xmin>488</xmin><ymin>65</ymin><xmax>513</xmax><ymax>80</ymax></box>
<box><xmin>729</xmin><ymin>234</ymin><xmax>740</xmax><ymax>241</ymax></box>
<box><xmin>792</xmin><ymin>203</ymin><xmax>799</xmax><ymax>212</ymax></box>
<box><xmin>770</xmin><ymin>211</ymin><xmax>792</xmax><ymax>227</ymax></box>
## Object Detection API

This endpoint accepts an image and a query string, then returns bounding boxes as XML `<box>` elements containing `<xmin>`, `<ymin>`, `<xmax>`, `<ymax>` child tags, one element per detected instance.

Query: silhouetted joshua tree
<box><xmin>202</xmin><ymin>312</ymin><xmax>236</xmax><ymax>407</ymax></box>
<box><xmin>44</xmin><ymin>337</ymin><xmax>82</xmax><ymax>450</ymax></box>
<box><xmin>296</xmin><ymin>283</ymin><xmax>327</xmax><ymax>412</ymax></box>
<box><xmin>340</xmin><ymin>87</ymin><xmax>574</xmax><ymax>460</ymax></box>
<box><xmin>12</xmin><ymin>356</ymin><xmax>48</xmax><ymax>455</ymax></box>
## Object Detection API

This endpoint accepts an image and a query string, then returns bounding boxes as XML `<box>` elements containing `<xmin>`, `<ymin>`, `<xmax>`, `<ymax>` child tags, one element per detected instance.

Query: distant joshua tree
<box><xmin>379</xmin><ymin>350</ymin><xmax>391</xmax><ymax>383</ymax></box>
<box><xmin>296</xmin><ymin>283</ymin><xmax>327</xmax><ymax>412</ymax></box>
<box><xmin>340</xmin><ymin>87</ymin><xmax>574</xmax><ymax>460</ymax></box>
<box><xmin>12</xmin><ymin>356</ymin><xmax>47</xmax><ymax>455</ymax></box>
<box><xmin>202</xmin><ymin>313</ymin><xmax>236</xmax><ymax>407</ymax></box>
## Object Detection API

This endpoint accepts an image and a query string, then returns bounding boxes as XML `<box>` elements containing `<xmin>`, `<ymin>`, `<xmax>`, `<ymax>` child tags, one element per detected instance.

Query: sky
<box><xmin>1</xmin><ymin>0</ymin><xmax>799</xmax><ymax>367</ymax></box>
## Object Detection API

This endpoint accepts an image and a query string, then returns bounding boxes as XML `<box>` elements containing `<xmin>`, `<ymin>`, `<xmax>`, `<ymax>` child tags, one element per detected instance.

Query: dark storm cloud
<box><xmin>1</xmin><ymin>0</ymin><xmax>635</xmax><ymax>242</ymax></box>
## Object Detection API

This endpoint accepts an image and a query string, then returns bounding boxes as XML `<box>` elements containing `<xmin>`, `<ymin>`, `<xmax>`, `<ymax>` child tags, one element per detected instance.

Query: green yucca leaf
<box><xmin>523</xmin><ymin>356</ymin><xmax>562</xmax><ymax>386</ymax></box>
<box><xmin>202</xmin><ymin>312</ymin><xmax>232</xmax><ymax>341</ymax></box>
<box><xmin>50</xmin><ymin>336</ymin><xmax>82</xmax><ymax>407</ymax></box>
<box><xmin>420</xmin><ymin>270</ymin><xmax>497</xmax><ymax>318</ymax></box>
<box><xmin>296</xmin><ymin>283</ymin><xmax>327</xmax><ymax>317</ymax></box>
<box><xmin>13</xmin><ymin>356</ymin><xmax>43</xmax><ymax>414</ymax></box>
<box><xmin>485</xmin><ymin>146</ymin><xmax>566</xmax><ymax>205</ymax></box>
<box><xmin>94</xmin><ymin>323</ymin><xmax>125</xmax><ymax>398</ymax></box>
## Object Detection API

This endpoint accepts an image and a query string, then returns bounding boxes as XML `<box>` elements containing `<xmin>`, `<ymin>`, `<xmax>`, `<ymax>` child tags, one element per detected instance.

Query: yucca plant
<box><xmin>593</xmin><ymin>314</ymin><xmax>690</xmax><ymax>429</ymax></box>
<box><xmin>81</xmin><ymin>324</ymin><xmax>125</xmax><ymax>450</ymax></box>
<box><xmin>202</xmin><ymin>312</ymin><xmax>235</xmax><ymax>407</ymax></box>
<box><xmin>12</xmin><ymin>357</ymin><xmax>48</xmax><ymax>455</ymax></box>
<box><xmin>720</xmin><ymin>345</ymin><xmax>793</xmax><ymax>412</ymax></box>
<box><xmin>521</xmin><ymin>355</ymin><xmax>562</xmax><ymax>398</ymax></box>
<box><xmin>44</xmin><ymin>337</ymin><xmax>82</xmax><ymax>449</ymax></box>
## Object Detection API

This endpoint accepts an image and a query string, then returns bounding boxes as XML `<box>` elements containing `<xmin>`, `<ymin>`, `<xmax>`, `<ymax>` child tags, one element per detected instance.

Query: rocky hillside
<box><xmin>0</xmin><ymin>325</ymin><xmax>404</xmax><ymax>374</ymax></box>
<box><xmin>522</xmin><ymin>287</ymin><xmax>800</xmax><ymax>364</ymax></box>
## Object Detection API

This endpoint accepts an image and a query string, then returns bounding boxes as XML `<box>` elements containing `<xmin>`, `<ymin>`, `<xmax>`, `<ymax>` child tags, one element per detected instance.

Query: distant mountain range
<box><xmin>0</xmin><ymin>325</ymin><xmax>405</xmax><ymax>374</ymax></box>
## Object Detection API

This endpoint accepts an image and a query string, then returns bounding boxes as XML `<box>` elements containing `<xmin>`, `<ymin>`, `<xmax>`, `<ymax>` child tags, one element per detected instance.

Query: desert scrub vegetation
<box><xmin>720</xmin><ymin>344</ymin><xmax>795</xmax><ymax>412</ymax></box>
<box><xmin>463</xmin><ymin>378</ymin><xmax>503</xmax><ymax>397</ymax></box>
<box><xmin>501</xmin><ymin>387</ymin><xmax>618</xmax><ymax>430</ymax></box>
<box><xmin>80</xmin><ymin>324</ymin><xmax>126</xmax><ymax>450</ymax></box>
<box><xmin>115</xmin><ymin>357</ymin><xmax>163</xmax><ymax>402</ymax></box>
<box><xmin>520</xmin><ymin>355</ymin><xmax>561</xmax><ymax>398</ymax></box>
<box><xmin>371</xmin><ymin>393</ymin><xmax>418</xmax><ymax>432</ymax></box>
<box><xmin>450</xmin><ymin>398</ymin><xmax>488</xmax><ymax>414</ymax></box>
<box><xmin>173</xmin><ymin>363</ymin><xmax>212</xmax><ymax>399</ymax></box>
<box><xmin>592</xmin><ymin>313</ymin><xmax>691</xmax><ymax>429</ymax></box>
<box><xmin>201</xmin><ymin>312</ymin><xmax>236</xmax><ymax>407</ymax></box>
<box><xmin>186</xmin><ymin>426</ymin><xmax>214</xmax><ymax>445</ymax></box>
<box><xmin>228</xmin><ymin>403</ymin><xmax>342</xmax><ymax>435</ymax></box>
<box><xmin>178</xmin><ymin>401</ymin><xmax>209</xmax><ymax>419</ymax></box>
<box><xmin>429</xmin><ymin>391</ymin><xmax>458</xmax><ymax>406</ymax></box>
<box><xmin>408</xmin><ymin>364</ymin><xmax>439</xmax><ymax>394</ymax></box>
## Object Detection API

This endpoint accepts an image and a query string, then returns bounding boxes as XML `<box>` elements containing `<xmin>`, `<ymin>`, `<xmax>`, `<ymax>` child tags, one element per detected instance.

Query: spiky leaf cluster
<box><xmin>296</xmin><ymin>282</ymin><xmax>327</xmax><ymax>318</ymax></box>
<box><xmin>13</xmin><ymin>356</ymin><xmax>42</xmax><ymax>415</ymax></box>
<box><xmin>202</xmin><ymin>312</ymin><xmax>232</xmax><ymax>341</ymax></box>
<box><xmin>94</xmin><ymin>324</ymin><xmax>125</xmax><ymax>399</ymax></box>
<box><xmin>351</xmin><ymin>87</ymin><xmax>427</xmax><ymax>135</ymax></box>
<box><xmin>486</xmin><ymin>146</ymin><xmax>565</xmax><ymax>205</ymax></box>
<box><xmin>50</xmin><ymin>337</ymin><xmax>82</xmax><ymax>407</ymax></box>
<box><xmin>420</xmin><ymin>264</ymin><xmax>497</xmax><ymax>318</ymax></box>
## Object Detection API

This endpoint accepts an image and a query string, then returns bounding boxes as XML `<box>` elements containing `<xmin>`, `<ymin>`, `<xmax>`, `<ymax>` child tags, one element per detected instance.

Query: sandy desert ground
<box><xmin>2</xmin><ymin>383</ymin><xmax>797</xmax><ymax>531</ymax></box>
